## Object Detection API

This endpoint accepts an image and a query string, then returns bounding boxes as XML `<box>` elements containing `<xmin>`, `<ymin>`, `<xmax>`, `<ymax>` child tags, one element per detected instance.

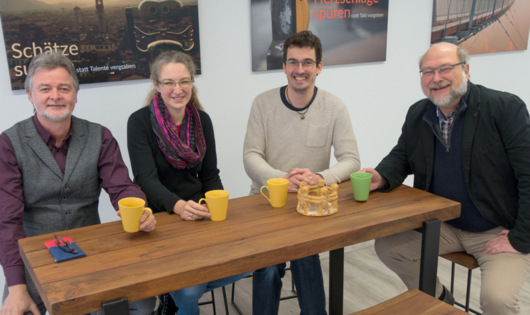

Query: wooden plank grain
<box><xmin>46</xmin><ymin>209</ymin><xmax>456</xmax><ymax>312</ymax></box>
<box><xmin>18</xmin><ymin>182</ymin><xmax>461</xmax><ymax>314</ymax></box>
<box><xmin>31</xmin><ymin>190</ymin><xmax>458</xmax><ymax>285</ymax></box>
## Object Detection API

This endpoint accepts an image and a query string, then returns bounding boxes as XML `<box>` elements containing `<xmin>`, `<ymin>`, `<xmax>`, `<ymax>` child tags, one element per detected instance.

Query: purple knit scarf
<box><xmin>149</xmin><ymin>94</ymin><xmax>206</xmax><ymax>169</ymax></box>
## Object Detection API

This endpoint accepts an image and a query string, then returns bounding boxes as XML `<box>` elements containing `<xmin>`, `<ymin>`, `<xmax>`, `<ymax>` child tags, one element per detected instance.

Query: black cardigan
<box><xmin>127</xmin><ymin>106</ymin><xmax>223</xmax><ymax>213</ymax></box>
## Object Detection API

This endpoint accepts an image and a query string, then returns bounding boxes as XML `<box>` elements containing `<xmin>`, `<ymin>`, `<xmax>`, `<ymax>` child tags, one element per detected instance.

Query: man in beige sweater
<box><xmin>243</xmin><ymin>30</ymin><xmax>360</xmax><ymax>315</ymax></box>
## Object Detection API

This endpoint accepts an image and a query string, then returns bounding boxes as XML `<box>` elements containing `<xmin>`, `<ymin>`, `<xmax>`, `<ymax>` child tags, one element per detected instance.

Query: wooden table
<box><xmin>19</xmin><ymin>182</ymin><xmax>460</xmax><ymax>314</ymax></box>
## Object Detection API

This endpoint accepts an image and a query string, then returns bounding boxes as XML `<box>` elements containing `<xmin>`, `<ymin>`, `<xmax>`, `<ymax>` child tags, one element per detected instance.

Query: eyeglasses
<box><xmin>157</xmin><ymin>79</ymin><xmax>193</xmax><ymax>90</ymax></box>
<box><xmin>419</xmin><ymin>62</ymin><xmax>465</xmax><ymax>79</ymax></box>
<box><xmin>285</xmin><ymin>59</ymin><xmax>318</xmax><ymax>69</ymax></box>
<box><xmin>54</xmin><ymin>234</ymin><xmax>78</xmax><ymax>254</ymax></box>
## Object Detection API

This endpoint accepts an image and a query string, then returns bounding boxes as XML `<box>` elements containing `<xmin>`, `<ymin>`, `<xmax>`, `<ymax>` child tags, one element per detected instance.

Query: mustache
<box><xmin>46</xmin><ymin>103</ymin><xmax>67</xmax><ymax>106</ymax></box>
<box><xmin>429</xmin><ymin>82</ymin><xmax>451</xmax><ymax>90</ymax></box>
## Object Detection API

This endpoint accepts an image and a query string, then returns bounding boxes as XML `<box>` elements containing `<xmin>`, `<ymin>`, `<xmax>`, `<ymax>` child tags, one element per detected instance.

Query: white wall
<box><xmin>2</xmin><ymin>0</ymin><xmax>529</xmax><ymax>305</ymax></box>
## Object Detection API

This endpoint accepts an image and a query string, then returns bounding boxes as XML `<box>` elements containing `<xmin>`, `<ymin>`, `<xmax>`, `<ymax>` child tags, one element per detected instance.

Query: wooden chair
<box><xmin>440</xmin><ymin>251</ymin><xmax>481</xmax><ymax>314</ymax></box>
<box><xmin>350</xmin><ymin>288</ymin><xmax>468</xmax><ymax>314</ymax></box>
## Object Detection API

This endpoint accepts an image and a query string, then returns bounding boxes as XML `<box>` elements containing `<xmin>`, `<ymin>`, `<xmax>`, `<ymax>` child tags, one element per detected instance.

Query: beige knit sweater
<box><xmin>243</xmin><ymin>87</ymin><xmax>360</xmax><ymax>195</ymax></box>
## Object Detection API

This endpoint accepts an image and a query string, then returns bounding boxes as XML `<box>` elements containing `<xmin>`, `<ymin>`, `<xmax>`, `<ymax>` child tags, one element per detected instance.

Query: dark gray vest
<box><xmin>4</xmin><ymin>116</ymin><xmax>103</xmax><ymax>237</ymax></box>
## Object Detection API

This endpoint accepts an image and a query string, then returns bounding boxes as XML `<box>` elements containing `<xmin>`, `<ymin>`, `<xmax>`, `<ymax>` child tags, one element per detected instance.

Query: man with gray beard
<box><xmin>359</xmin><ymin>43</ymin><xmax>530</xmax><ymax>314</ymax></box>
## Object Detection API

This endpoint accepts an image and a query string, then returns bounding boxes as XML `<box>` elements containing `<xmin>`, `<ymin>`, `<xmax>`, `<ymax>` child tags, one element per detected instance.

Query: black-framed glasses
<box><xmin>285</xmin><ymin>59</ymin><xmax>318</xmax><ymax>69</ymax></box>
<box><xmin>419</xmin><ymin>62</ymin><xmax>465</xmax><ymax>79</ymax></box>
<box><xmin>54</xmin><ymin>234</ymin><xmax>78</xmax><ymax>254</ymax></box>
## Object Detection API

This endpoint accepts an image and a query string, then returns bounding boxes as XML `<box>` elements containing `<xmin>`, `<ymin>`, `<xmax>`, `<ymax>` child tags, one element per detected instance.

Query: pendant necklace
<box><xmin>286</xmin><ymin>86</ymin><xmax>310</xmax><ymax>120</ymax></box>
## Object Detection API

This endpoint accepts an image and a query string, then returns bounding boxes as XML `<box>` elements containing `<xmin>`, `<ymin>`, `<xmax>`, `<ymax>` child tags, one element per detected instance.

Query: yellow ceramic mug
<box><xmin>118</xmin><ymin>197</ymin><xmax>153</xmax><ymax>233</ymax></box>
<box><xmin>260</xmin><ymin>178</ymin><xmax>289</xmax><ymax>208</ymax></box>
<box><xmin>199</xmin><ymin>190</ymin><xmax>229</xmax><ymax>221</ymax></box>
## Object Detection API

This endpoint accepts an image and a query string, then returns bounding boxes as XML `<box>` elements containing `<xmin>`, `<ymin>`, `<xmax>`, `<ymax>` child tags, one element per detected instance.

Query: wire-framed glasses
<box><xmin>419</xmin><ymin>62</ymin><xmax>465</xmax><ymax>79</ymax></box>
<box><xmin>157</xmin><ymin>79</ymin><xmax>193</xmax><ymax>90</ymax></box>
<box><xmin>285</xmin><ymin>59</ymin><xmax>318</xmax><ymax>69</ymax></box>
<box><xmin>54</xmin><ymin>234</ymin><xmax>78</xmax><ymax>254</ymax></box>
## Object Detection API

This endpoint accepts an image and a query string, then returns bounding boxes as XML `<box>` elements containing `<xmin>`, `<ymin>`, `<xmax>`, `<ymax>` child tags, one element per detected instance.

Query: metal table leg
<box><xmin>329</xmin><ymin>247</ymin><xmax>344</xmax><ymax>315</ymax></box>
<box><xmin>419</xmin><ymin>219</ymin><xmax>441</xmax><ymax>297</ymax></box>
<box><xmin>102</xmin><ymin>297</ymin><xmax>129</xmax><ymax>315</ymax></box>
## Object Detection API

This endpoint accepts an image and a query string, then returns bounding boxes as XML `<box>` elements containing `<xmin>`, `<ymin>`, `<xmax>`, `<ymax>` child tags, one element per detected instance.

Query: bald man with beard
<box><xmin>360</xmin><ymin>43</ymin><xmax>530</xmax><ymax>315</ymax></box>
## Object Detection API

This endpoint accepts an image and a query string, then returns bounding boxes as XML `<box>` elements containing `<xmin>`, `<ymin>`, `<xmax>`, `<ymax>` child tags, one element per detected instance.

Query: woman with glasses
<box><xmin>127</xmin><ymin>50</ymin><xmax>250</xmax><ymax>315</ymax></box>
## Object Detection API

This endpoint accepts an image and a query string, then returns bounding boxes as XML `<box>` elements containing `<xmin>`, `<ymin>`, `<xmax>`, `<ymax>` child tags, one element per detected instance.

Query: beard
<box><xmin>34</xmin><ymin>104</ymin><xmax>72</xmax><ymax>121</ymax></box>
<box><xmin>427</xmin><ymin>72</ymin><xmax>468</xmax><ymax>108</ymax></box>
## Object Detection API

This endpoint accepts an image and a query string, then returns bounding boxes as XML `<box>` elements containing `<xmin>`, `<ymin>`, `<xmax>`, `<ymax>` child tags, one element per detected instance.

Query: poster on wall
<box><xmin>251</xmin><ymin>0</ymin><xmax>388</xmax><ymax>71</ymax></box>
<box><xmin>430</xmin><ymin>0</ymin><xmax>530</xmax><ymax>54</ymax></box>
<box><xmin>0</xmin><ymin>0</ymin><xmax>200</xmax><ymax>91</ymax></box>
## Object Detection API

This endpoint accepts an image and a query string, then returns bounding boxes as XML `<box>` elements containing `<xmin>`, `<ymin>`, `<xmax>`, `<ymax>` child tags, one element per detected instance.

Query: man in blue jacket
<box><xmin>361</xmin><ymin>42</ymin><xmax>530</xmax><ymax>315</ymax></box>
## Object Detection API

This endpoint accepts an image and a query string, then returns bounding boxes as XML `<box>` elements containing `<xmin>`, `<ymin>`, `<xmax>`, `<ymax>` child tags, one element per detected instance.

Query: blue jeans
<box><xmin>253</xmin><ymin>254</ymin><xmax>327</xmax><ymax>315</ymax></box>
<box><xmin>169</xmin><ymin>271</ymin><xmax>252</xmax><ymax>315</ymax></box>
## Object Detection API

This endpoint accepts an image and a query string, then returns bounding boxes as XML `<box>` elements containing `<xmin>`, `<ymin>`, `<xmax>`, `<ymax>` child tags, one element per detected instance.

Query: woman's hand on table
<box><xmin>174</xmin><ymin>199</ymin><xmax>210</xmax><ymax>221</ymax></box>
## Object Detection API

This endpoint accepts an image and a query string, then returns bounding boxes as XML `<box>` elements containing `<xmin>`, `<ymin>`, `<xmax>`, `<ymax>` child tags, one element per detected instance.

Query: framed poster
<box><xmin>431</xmin><ymin>0</ymin><xmax>529</xmax><ymax>54</ymax></box>
<box><xmin>251</xmin><ymin>0</ymin><xmax>389</xmax><ymax>71</ymax></box>
<box><xmin>0</xmin><ymin>0</ymin><xmax>200</xmax><ymax>90</ymax></box>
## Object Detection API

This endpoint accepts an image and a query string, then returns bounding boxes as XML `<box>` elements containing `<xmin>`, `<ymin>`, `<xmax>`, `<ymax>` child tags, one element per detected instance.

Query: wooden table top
<box><xmin>19</xmin><ymin>182</ymin><xmax>461</xmax><ymax>314</ymax></box>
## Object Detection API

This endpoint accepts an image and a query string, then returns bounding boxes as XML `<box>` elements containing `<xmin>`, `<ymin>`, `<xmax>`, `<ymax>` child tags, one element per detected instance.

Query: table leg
<box><xmin>329</xmin><ymin>248</ymin><xmax>344</xmax><ymax>315</ymax></box>
<box><xmin>102</xmin><ymin>297</ymin><xmax>129</xmax><ymax>315</ymax></box>
<box><xmin>419</xmin><ymin>219</ymin><xmax>441</xmax><ymax>297</ymax></box>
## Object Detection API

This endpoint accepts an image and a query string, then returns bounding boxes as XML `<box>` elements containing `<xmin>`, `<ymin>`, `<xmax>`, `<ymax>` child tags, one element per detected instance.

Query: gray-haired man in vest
<box><xmin>0</xmin><ymin>53</ymin><xmax>157</xmax><ymax>314</ymax></box>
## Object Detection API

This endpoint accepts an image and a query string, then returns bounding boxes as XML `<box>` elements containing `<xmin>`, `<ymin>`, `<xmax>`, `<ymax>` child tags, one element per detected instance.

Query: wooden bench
<box><xmin>351</xmin><ymin>289</ymin><xmax>468</xmax><ymax>314</ymax></box>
